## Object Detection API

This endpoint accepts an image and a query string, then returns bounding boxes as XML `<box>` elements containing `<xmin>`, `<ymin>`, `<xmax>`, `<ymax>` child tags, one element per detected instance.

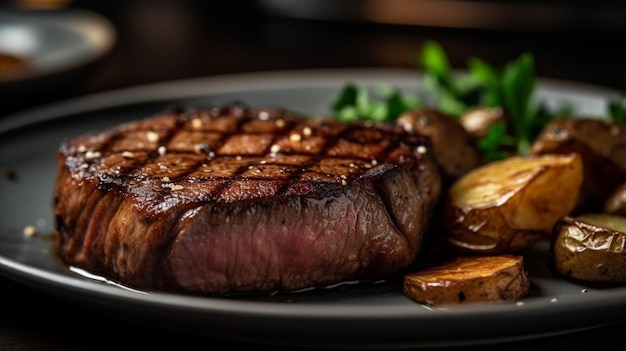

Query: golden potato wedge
<box><xmin>403</xmin><ymin>255</ymin><xmax>529</xmax><ymax>306</ymax></box>
<box><xmin>550</xmin><ymin>214</ymin><xmax>626</xmax><ymax>284</ymax></box>
<box><xmin>530</xmin><ymin>118</ymin><xmax>626</xmax><ymax>213</ymax></box>
<box><xmin>441</xmin><ymin>153</ymin><xmax>583</xmax><ymax>254</ymax></box>
<box><xmin>397</xmin><ymin>108</ymin><xmax>484</xmax><ymax>183</ymax></box>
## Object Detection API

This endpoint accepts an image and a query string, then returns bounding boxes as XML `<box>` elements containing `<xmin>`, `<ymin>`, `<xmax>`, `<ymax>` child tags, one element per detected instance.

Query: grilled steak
<box><xmin>53</xmin><ymin>104</ymin><xmax>442</xmax><ymax>295</ymax></box>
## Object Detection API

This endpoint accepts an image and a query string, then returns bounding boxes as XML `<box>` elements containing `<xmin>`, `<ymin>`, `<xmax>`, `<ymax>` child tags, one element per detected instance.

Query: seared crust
<box><xmin>58</xmin><ymin>105</ymin><xmax>434</xmax><ymax>212</ymax></box>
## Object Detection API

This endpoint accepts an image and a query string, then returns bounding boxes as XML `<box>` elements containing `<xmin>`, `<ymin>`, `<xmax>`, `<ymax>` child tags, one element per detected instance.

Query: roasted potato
<box><xmin>397</xmin><ymin>108</ymin><xmax>484</xmax><ymax>184</ymax></box>
<box><xmin>459</xmin><ymin>106</ymin><xmax>505</xmax><ymax>140</ymax></box>
<box><xmin>604</xmin><ymin>182</ymin><xmax>626</xmax><ymax>216</ymax></box>
<box><xmin>440</xmin><ymin>153</ymin><xmax>583</xmax><ymax>254</ymax></box>
<box><xmin>403</xmin><ymin>255</ymin><xmax>529</xmax><ymax>305</ymax></box>
<box><xmin>530</xmin><ymin>118</ymin><xmax>626</xmax><ymax>213</ymax></box>
<box><xmin>550</xmin><ymin>214</ymin><xmax>626</xmax><ymax>284</ymax></box>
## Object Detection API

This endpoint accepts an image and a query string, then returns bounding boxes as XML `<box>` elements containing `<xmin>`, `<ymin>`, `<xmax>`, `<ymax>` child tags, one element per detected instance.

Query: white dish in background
<box><xmin>0</xmin><ymin>8</ymin><xmax>115</xmax><ymax>83</ymax></box>
<box><xmin>0</xmin><ymin>7</ymin><xmax>115</xmax><ymax>113</ymax></box>
<box><xmin>0</xmin><ymin>68</ymin><xmax>624</xmax><ymax>349</ymax></box>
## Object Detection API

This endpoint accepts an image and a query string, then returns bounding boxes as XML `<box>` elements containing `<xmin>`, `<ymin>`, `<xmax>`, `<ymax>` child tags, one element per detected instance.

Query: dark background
<box><xmin>2</xmin><ymin>1</ymin><xmax>626</xmax><ymax>350</ymax></box>
<box><xmin>84</xmin><ymin>0</ymin><xmax>626</xmax><ymax>93</ymax></box>
<box><xmin>5</xmin><ymin>0</ymin><xmax>626</xmax><ymax>113</ymax></box>
<box><xmin>81</xmin><ymin>0</ymin><xmax>626</xmax><ymax>92</ymax></box>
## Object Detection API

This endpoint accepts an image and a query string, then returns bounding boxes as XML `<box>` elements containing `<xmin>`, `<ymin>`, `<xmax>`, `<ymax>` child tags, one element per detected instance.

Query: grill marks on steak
<box><xmin>66</xmin><ymin>107</ymin><xmax>407</xmax><ymax>208</ymax></box>
<box><xmin>54</xmin><ymin>104</ymin><xmax>441</xmax><ymax>295</ymax></box>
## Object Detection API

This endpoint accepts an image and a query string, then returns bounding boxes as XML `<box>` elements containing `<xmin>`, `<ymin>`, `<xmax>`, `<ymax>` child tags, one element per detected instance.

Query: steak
<box><xmin>53</xmin><ymin>104</ymin><xmax>442</xmax><ymax>295</ymax></box>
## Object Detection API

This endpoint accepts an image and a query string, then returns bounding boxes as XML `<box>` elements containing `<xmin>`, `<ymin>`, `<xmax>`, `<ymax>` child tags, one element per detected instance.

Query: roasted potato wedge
<box><xmin>550</xmin><ymin>214</ymin><xmax>626</xmax><ymax>284</ymax></box>
<box><xmin>403</xmin><ymin>255</ymin><xmax>529</xmax><ymax>305</ymax></box>
<box><xmin>604</xmin><ymin>182</ymin><xmax>626</xmax><ymax>216</ymax></box>
<box><xmin>459</xmin><ymin>106</ymin><xmax>505</xmax><ymax>140</ymax></box>
<box><xmin>441</xmin><ymin>153</ymin><xmax>583</xmax><ymax>254</ymax></box>
<box><xmin>397</xmin><ymin>108</ymin><xmax>484</xmax><ymax>183</ymax></box>
<box><xmin>530</xmin><ymin>118</ymin><xmax>626</xmax><ymax>213</ymax></box>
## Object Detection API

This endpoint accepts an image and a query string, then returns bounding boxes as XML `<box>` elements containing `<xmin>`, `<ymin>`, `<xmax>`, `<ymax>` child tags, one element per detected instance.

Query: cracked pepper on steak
<box><xmin>53</xmin><ymin>104</ymin><xmax>442</xmax><ymax>295</ymax></box>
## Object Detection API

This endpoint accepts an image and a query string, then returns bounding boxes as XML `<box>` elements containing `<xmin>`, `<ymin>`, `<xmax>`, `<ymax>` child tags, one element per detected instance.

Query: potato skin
<box><xmin>530</xmin><ymin>118</ymin><xmax>626</xmax><ymax>213</ymax></box>
<box><xmin>441</xmin><ymin>153</ymin><xmax>583</xmax><ymax>254</ymax></box>
<box><xmin>403</xmin><ymin>255</ymin><xmax>529</xmax><ymax>305</ymax></box>
<box><xmin>550</xmin><ymin>214</ymin><xmax>626</xmax><ymax>284</ymax></box>
<box><xmin>397</xmin><ymin>109</ymin><xmax>484</xmax><ymax>184</ymax></box>
<box><xmin>604</xmin><ymin>182</ymin><xmax>626</xmax><ymax>216</ymax></box>
<box><xmin>459</xmin><ymin>106</ymin><xmax>505</xmax><ymax>140</ymax></box>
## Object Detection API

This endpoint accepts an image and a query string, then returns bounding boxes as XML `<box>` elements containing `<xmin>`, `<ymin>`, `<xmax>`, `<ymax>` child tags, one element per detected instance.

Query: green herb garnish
<box><xmin>329</xmin><ymin>40</ymin><xmax>624</xmax><ymax>161</ymax></box>
<box><xmin>331</xmin><ymin>82</ymin><xmax>422</xmax><ymax>123</ymax></box>
<box><xmin>609</xmin><ymin>95</ymin><xmax>626</xmax><ymax>123</ymax></box>
<box><xmin>418</xmin><ymin>40</ymin><xmax>483</xmax><ymax>117</ymax></box>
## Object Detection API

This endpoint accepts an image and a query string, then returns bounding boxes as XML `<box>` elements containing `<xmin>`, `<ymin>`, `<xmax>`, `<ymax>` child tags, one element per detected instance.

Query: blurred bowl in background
<box><xmin>0</xmin><ymin>7</ymin><xmax>115</xmax><ymax>115</ymax></box>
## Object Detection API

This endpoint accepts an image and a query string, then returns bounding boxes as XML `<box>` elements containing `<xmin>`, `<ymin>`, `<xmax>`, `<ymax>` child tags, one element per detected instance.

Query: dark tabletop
<box><xmin>2</xmin><ymin>1</ymin><xmax>626</xmax><ymax>350</ymax></box>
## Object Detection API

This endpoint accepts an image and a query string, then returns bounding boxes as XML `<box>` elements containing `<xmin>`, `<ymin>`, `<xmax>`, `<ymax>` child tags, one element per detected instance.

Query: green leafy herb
<box><xmin>415</xmin><ymin>43</ymin><xmax>555</xmax><ymax>158</ymax></box>
<box><xmin>418</xmin><ymin>41</ymin><xmax>483</xmax><ymax>117</ymax></box>
<box><xmin>329</xmin><ymin>40</ymin><xmax>625</xmax><ymax>162</ymax></box>
<box><xmin>501</xmin><ymin>53</ymin><xmax>536</xmax><ymax>153</ymax></box>
<box><xmin>330</xmin><ymin>82</ymin><xmax>422</xmax><ymax>123</ymax></box>
<box><xmin>609</xmin><ymin>95</ymin><xmax>626</xmax><ymax>123</ymax></box>
<box><xmin>416</xmin><ymin>43</ymin><xmax>542</xmax><ymax>157</ymax></box>
<box><xmin>477</xmin><ymin>122</ymin><xmax>513</xmax><ymax>161</ymax></box>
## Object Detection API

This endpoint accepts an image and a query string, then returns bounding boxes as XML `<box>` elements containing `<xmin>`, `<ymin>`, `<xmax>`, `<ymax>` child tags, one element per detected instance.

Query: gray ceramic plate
<box><xmin>0</xmin><ymin>69</ymin><xmax>624</xmax><ymax>349</ymax></box>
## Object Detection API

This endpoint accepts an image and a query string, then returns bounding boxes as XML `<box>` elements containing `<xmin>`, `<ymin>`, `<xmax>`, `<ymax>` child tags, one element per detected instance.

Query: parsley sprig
<box><xmin>331</xmin><ymin>82</ymin><xmax>422</xmax><ymax>123</ymax></box>
<box><xmin>330</xmin><ymin>40</ymin><xmax>619</xmax><ymax>161</ymax></box>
